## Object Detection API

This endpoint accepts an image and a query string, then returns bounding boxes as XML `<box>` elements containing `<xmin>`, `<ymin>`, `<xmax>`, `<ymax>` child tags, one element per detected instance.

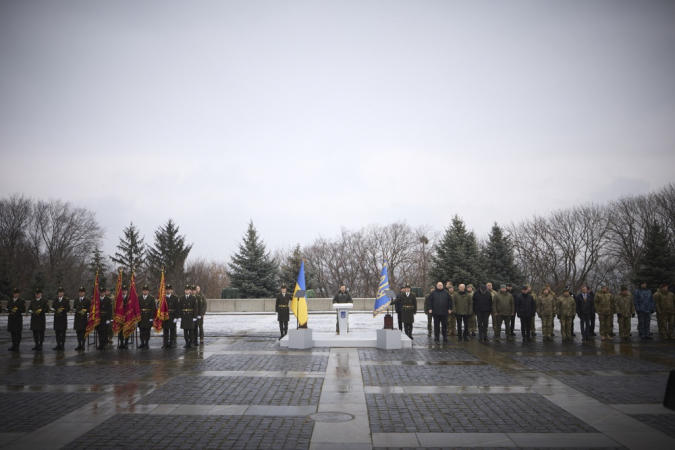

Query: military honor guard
<box><xmin>52</xmin><ymin>287</ymin><xmax>71</xmax><ymax>350</ymax></box>
<box><xmin>97</xmin><ymin>286</ymin><xmax>113</xmax><ymax>350</ymax></box>
<box><xmin>275</xmin><ymin>284</ymin><xmax>291</xmax><ymax>339</ymax></box>
<box><xmin>6</xmin><ymin>288</ymin><xmax>26</xmax><ymax>351</ymax></box>
<box><xmin>118</xmin><ymin>285</ymin><xmax>130</xmax><ymax>349</ymax></box>
<box><xmin>28</xmin><ymin>288</ymin><xmax>49</xmax><ymax>351</ymax></box>
<box><xmin>163</xmin><ymin>284</ymin><xmax>179</xmax><ymax>348</ymax></box>
<box><xmin>400</xmin><ymin>284</ymin><xmax>417</xmax><ymax>339</ymax></box>
<box><xmin>137</xmin><ymin>285</ymin><xmax>156</xmax><ymax>348</ymax></box>
<box><xmin>178</xmin><ymin>284</ymin><xmax>198</xmax><ymax>348</ymax></box>
<box><xmin>194</xmin><ymin>285</ymin><xmax>206</xmax><ymax>345</ymax></box>
<box><xmin>72</xmin><ymin>287</ymin><xmax>90</xmax><ymax>350</ymax></box>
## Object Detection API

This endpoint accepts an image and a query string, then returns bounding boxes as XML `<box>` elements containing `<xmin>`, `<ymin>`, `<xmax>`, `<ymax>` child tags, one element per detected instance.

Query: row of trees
<box><xmin>0</xmin><ymin>195</ymin><xmax>228</xmax><ymax>300</ymax></box>
<box><xmin>2</xmin><ymin>183</ymin><xmax>674</xmax><ymax>300</ymax></box>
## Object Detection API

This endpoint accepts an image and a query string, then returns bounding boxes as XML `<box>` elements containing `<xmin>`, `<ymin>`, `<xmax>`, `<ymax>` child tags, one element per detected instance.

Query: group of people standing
<box><xmin>3</xmin><ymin>284</ymin><xmax>208</xmax><ymax>352</ymax></box>
<box><xmin>411</xmin><ymin>281</ymin><xmax>674</xmax><ymax>343</ymax></box>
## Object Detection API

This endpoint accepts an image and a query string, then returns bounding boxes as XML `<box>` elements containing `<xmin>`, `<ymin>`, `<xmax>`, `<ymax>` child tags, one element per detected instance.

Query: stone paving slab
<box><xmin>223</xmin><ymin>340</ymin><xmax>282</xmax><ymax>351</ymax></box>
<box><xmin>358</xmin><ymin>348</ymin><xmax>478</xmax><ymax>362</ymax></box>
<box><xmin>0</xmin><ymin>392</ymin><xmax>104</xmax><ymax>432</ymax></box>
<box><xmin>367</xmin><ymin>393</ymin><xmax>598</xmax><ymax>434</ymax></box>
<box><xmin>513</xmin><ymin>355</ymin><xmax>670</xmax><ymax>372</ymax></box>
<box><xmin>483</xmin><ymin>340</ymin><xmax>612</xmax><ymax>354</ymax></box>
<box><xmin>0</xmin><ymin>364</ymin><xmax>156</xmax><ymax>385</ymax></box>
<box><xmin>362</xmin><ymin>364</ymin><xmax>520</xmax><ymax>386</ymax></box>
<box><xmin>373</xmin><ymin>448</ymin><xmax>625</xmax><ymax>450</ymax></box>
<box><xmin>139</xmin><ymin>375</ymin><xmax>323</xmax><ymax>405</ymax></box>
<box><xmin>191</xmin><ymin>354</ymin><xmax>329</xmax><ymax>372</ymax></box>
<box><xmin>553</xmin><ymin>374</ymin><xmax>669</xmax><ymax>405</ymax></box>
<box><xmin>629</xmin><ymin>414</ymin><xmax>675</xmax><ymax>438</ymax></box>
<box><xmin>61</xmin><ymin>414</ymin><xmax>314</xmax><ymax>450</ymax></box>
<box><xmin>62</xmin><ymin>348</ymin><xmax>191</xmax><ymax>363</ymax></box>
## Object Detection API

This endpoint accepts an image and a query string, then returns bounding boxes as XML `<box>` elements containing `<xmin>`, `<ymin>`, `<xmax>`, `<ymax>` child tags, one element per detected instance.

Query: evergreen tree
<box><xmin>279</xmin><ymin>244</ymin><xmax>318</xmax><ymax>292</ymax></box>
<box><xmin>429</xmin><ymin>215</ymin><xmax>485</xmax><ymax>286</ymax></box>
<box><xmin>146</xmin><ymin>219</ymin><xmax>193</xmax><ymax>287</ymax></box>
<box><xmin>228</xmin><ymin>221</ymin><xmax>278</xmax><ymax>298</ymax></box>
<box><xmin>482</xmin><ymin>223</ymin><xmax>524</xmax><ymax>287</ymax></box>
<box><xmin>110</xmin><ymin>222</ymin><xmax>146</xmax><ymax>275</ymax></box>
<box><xmin>635</xmin><ymin>222</ymin><xmax>675</xmax><ymax>289</ymax></box>
<box><xmin>88</xmin><ymin>246</ymin><xmax>109</xmax><ymax>289</ymax></box>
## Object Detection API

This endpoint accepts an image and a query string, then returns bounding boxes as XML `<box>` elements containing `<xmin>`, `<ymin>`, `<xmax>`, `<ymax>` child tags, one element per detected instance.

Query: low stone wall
<box><xmin>205</xmin><ymin>298</ymin><xmax>427</xmax><ymax>313</ymax></box>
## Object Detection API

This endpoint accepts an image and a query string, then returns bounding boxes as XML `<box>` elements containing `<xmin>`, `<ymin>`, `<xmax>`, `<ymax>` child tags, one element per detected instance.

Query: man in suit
<box><xmin>426</xmin><ymin>281</ymin><xmax>453</xmax><ymax>343</ymax></box>
<box><xmin>575</xmin><ymin>285</ymin><xmax>595</xmax><ymax>341</ymax></box>
<box><xmin>137</xmin><ymin>285</ymin><xmax>156</xmax><ymax>349</ymax></box>
<box><xmin>72</xmin><ymin>287</ymin><xmax>90</xmax><ymax>351</ymax></box>
<box><xmin>6</xmin><ymin>288</ymin><xmax>26</xmax><ymax>352</ymax></box>
<box><xmin>332</xmin><ymin>284</ymin><xmax>353</xmax><ymax>334</ymax></box>
<box><xmin>178</xmin><ymin>285</ymin><xmax>198</xmax><ymax>348</ymax></box>
<box><xmin>52</xmin><ymin>287</ymin><xmax>71</xmax><ymax>350</ymax></box>
<box><xmin>275</xmin><ymin>284</ymin><xmax>291</xmax><ymax>339</ymax></box>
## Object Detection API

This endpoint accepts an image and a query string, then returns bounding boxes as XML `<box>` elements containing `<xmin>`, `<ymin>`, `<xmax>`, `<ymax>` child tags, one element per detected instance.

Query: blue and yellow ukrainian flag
<box><xmin>373</xmin><ymin>259</ymin><xmax>391</xmax><ymax>317</ymax></box>
<box><xmin>291</xmin><ymin>261</ymin><xmax>308</xmax><ymax>327</ymax></box>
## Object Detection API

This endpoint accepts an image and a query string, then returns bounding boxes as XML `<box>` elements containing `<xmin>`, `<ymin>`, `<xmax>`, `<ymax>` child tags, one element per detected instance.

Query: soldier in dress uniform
<box><xmin>6</xmin><ymin>288</ymin><xmax>26</xmax><ymax>352</ymax></box>
<box><xmin>401</xmin><ymin>284</ymin><xmax>417</xmax><ymax>339</ymax></box>
<box><xmin>137</xmin><ymin>285</ymin><xmax>156</xmax><ymax>349</ymax></box>
<box><xmin>52</xmin><ymin>287</ymin><xmax>71</xmax><ymax>350</ymax></box>
<box><xmin>72</xmin><ymin>287</ymin><xmax>90</xmax><ymax>351</ymax></box>
<box><xmin>118</xmin><ymin>285</ymin><xmax>130</xmax><ymax>349</ymax></box>
<box><xmin>28</xmin><ymin>288</ymin><xmax>49</xmax><ymax>351</ymax></box>
<box><xmin>97</xmin><ymin>286</ymin><xmax>113</xmax><ymax>350</ymax></box>
<box><xmin>194</xmin><ymin>285</ymin><xmax>206</xmax><ymax>345</ymax></box>
<box><xmin>275</xmin><ymin>284</ymin><xmax>291</xmax><ymax>339</ymax></box>
<box><xmin>177</xmin><ymin>284</ymin><xmax>198</xmax><ymax>348</ymax></box>
<box><xmin>163</xmin><ymin>285</ymin><xmax>179</xmax><ymax>348</ymax></box>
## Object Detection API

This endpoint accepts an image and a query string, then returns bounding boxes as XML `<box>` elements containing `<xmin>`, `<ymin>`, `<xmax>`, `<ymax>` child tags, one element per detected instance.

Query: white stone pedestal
<box><xmin>376</xmin><ymin>329</ymin><xmax>402</xmax><ymax>349</ymax></box>
<box><xmin>288</xmin><ymin>328</ymin><xmax>313</xmax><ymax>349</ymax></box>
<box><xmin>332</xmin><ymin>303</ymin><xmax>353</xmax><ymax>335</ymax></box>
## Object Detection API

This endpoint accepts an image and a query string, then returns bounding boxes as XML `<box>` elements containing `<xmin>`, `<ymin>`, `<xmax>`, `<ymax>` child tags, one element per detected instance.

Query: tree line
<box><xmin>2</xmin><ymin>183</ymin><xmax>674</xmax><ymax>300</ymax></box>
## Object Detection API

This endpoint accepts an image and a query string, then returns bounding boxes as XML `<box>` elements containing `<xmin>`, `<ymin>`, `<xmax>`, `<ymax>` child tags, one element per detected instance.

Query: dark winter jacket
<box><xmin>425</xmin><ymin>288</ymin><xmax>452</xmax><ymax>315</ymax></box>
<box><xmin>515</xmin><ymin>293</ymin><xmax>536</xmax><ymax>318</ymax></box>
<box><xmin>575</xmin><ymin>293</ymin><xmax>595</xmax><ymax>316</ymax></box>
<box><xmin>472</xmin><ymin>290</ymin><xmax>493</xmax><ymax>313</ymax></box>
<box><xmin>633</xmin><ymin>288</ymin><xmax>655</xmax><ymax>314</ymax></box>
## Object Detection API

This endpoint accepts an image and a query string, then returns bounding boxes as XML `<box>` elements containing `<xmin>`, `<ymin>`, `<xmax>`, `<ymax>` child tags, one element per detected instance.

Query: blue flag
<box><xmin>373</xmin><ymin>259</ymin><xmax>391</xmax><ymax>317</ymax></box>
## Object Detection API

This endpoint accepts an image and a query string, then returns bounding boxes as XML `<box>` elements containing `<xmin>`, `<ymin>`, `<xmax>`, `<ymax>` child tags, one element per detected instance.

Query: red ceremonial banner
<box><xmin>112</xmin><ymin>269</ymin><xmax>124</xmax><ymax>335</ymax></box>
<box><xmin>84</xmin><ymin>273</ymin><xmax>101</xmax><ymax>338</ymax></box>
<box><xmin>153</xmin><ymin>271</ymin><xmax>168</xmax><ymax>333</ymax></box>
<box><xmin>123</xmin><ymin>274</ymin><xmax>141</xmax><ymax>339</ymax></box>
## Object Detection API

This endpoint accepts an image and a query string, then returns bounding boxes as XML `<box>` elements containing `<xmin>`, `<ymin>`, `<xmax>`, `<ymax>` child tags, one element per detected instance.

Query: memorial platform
<box><xmin>278</xmin><ymin>330</ymin><xmax>413</xmax><ymax>348</ymax></box>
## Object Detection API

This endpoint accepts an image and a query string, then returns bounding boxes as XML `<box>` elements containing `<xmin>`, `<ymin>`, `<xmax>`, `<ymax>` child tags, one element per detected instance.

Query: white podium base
<box><xmin>288</xmin><ymin>328</ymin><xmax>313</xmax><ymax>349</ymax></box>
<box><xmin>376</xmin><ymin>329</ymin><xmax>402</xmax><ymax>349</ymax></box>
<box><xmin>279</xmin><ymin>331</ymin><xmax>412</xmax><ymax>348</ymax></box>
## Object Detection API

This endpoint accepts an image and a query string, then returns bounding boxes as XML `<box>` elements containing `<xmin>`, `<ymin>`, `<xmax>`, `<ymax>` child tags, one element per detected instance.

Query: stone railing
<box><xmin>205</xmin><ymin>298</ymin><xmax>427</xmax><ymax>313</ymax></box>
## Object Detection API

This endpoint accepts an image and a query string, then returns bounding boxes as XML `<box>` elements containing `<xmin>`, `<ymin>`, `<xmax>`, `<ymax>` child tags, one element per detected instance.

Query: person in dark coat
<box><xmin>6</xmin><ymin>288</ymin><xmax>26</xmax><ymax>352</ymax></box>
<box><xmin>332</xmin><ymin>284</ymin><xmax>353</xmax><ymax>333</ymax></box>
<box><xmin>52</xmin><ymin>287</ymin><xmax>71</xmax><ymax>351</ymax></box>
<box><xmin>575</xmin><ymin>285</ymin><xmax>595</xmax><ymax>341</ymax></box>
<box><xmin>28</xmin><ymin>289</ymin><xmax>49</xmax><ymax>351</ymax></box>
<box><xmin>275</xmin><ymin>284</ymin><xmax>292</xmax><ymax>339</ymax></box>
<box><xmin>178</xmin><ymin>285</ymin><xmax>198</xmax><ymax>348</ymax></box>
<box><xmin>137</xmin><ymin>285</ymin><xmax>156</xmax><ymax>349</ymax></box>
<box><xmin>163</xmin><ymin>285</ymin><xmax>179</xmax><ymax>348</ymax></box>
<box><xmin>516</xmin><ymin>286</ymin><xmax>536</xmax><ymax>341</ymax></box>
<box><xmin>195</xmin><ymin>285</ymin><xmax>207</xmax><ymax>345</ymax></box>
<box><xmin>394</xmin><ymin>286</ymin><xmax>405</xmax><ymax>331</ymax></box>
<box><xmin>96</xmin><ymin>286</ymin><xmax>112</xmax><ymax>350</ymax></box>
<box><xmin>473</xmin><ymin>284</ymin><xmax>493</xmax><ymax>341</ymax></box>
<box><xmin>425</xmin><ymin>281</ymin><xmax>453</xmax><ymax>343</ymax></box>
<box><xmin>400</xmin><ymin>284</ymin><xmax>417</xmax><ymax>339</ymax></box>
<box><xmin>72</xmin><ymin>287</ymin><xmax>90</xmax><ymax>351</ymax></box>
<box><xmin>425</xmin><ymin>285</ymin><xmax>435</xmax><ymax>337</ymax></box>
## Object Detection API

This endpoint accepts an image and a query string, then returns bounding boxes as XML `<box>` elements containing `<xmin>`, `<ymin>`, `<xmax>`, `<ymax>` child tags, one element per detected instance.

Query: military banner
<box><xmin>84</xmin><ymin>272</ymin><xmax>101</xmax><ymax>338</ymax></box>
<box><xmin>123</xmin><ymin>273</ymin><xmax>141</xmax><ymax>339</ymax></box>
<box><xmin>373</xmin><ymin>259</ymin><xmax>391</xmax><ymax>317</ymax></box>
<box><xmin>153</xmin><ymin>270</ymin><xmax>168</xmax><ymax>333</ymax></box>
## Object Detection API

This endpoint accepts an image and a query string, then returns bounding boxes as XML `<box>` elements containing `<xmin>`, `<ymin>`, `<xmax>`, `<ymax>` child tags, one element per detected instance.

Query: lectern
<box><xmin>332</xmin><ymin>303</ymin><xmax>353</xmax><ymax>335</ymax></box>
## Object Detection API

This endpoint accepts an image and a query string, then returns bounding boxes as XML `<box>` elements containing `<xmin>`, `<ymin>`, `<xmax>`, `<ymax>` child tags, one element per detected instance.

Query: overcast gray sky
<box><xmin>1</xmin><ymin>0</ymin><xmax>674</xmax><ymax>261</ymax></box>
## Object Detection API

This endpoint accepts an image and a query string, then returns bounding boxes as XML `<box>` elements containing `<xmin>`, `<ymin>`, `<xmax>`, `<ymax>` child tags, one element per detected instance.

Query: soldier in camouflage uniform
<box><xmin>654</xmin><ymin>284</ymin><xmax>675</xmax><ymax>340</ymax></box>
<box><xmin>594</xmin><ymin>285</ymin><xmax>615</xmax><ymax>341</ymax></box>
<box><xmin>492</xmin><ymin>285</ymin><xmax>514</xmax><ymax>341</ymax></box>
<box><xmin>445</xmin><ymin>282</ymin><xmax>456</xmax><ymax>336</ymax></box>
<box><xmin>614</xmin><ymin>285</ymin><xmax>635</xmax><ymax>340</ymax></box>
<box><xmin>536</xmin><ymin>287</ymin><xmax>557</xmax><ymax>341</ymax></box>
<box><xmin>527</xmin><ymin>285</ymin><xmax>537</xmax><ymax>336</ymax></box>
<box><xmin>557</xmin><ymin>288</ymin><xmax>576</xmax><ymax>341</ymax></box>
<box><xmin>466</xmin><ymin>284</ymin><xmax>477</xmax><ymax>336</ymax></box>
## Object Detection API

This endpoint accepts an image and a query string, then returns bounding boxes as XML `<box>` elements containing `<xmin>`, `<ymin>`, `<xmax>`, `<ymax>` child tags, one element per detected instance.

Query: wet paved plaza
<box><xmin>1</xmin><ymin>313</ymin><xmax>674</xmax><ymax>449</ymax></box>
